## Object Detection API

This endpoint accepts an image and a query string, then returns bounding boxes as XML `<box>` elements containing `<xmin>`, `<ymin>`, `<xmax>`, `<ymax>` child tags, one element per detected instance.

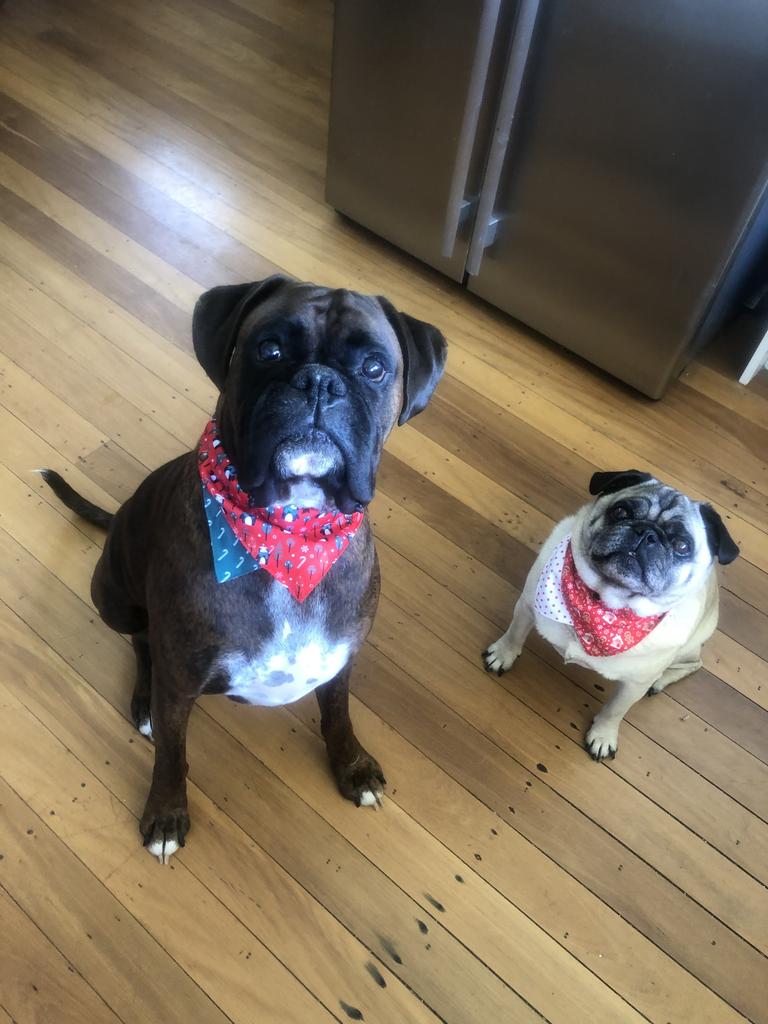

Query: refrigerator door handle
<box><xmin>441</xmin><ymin>0</ymin><xmax>503</xmax><ymax>259</ymax></box>
<box><xmin>465</xmin><ymin>0</ymin><xmax>541</xmax><ymax>275</ymax></box>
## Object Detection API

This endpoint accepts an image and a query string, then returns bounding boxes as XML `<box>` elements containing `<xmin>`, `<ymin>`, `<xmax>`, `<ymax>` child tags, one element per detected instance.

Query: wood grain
<box><xmin>0</xmin><ymin>1</ymin><xmax>766</xmax><ymax>1022</ymax></box>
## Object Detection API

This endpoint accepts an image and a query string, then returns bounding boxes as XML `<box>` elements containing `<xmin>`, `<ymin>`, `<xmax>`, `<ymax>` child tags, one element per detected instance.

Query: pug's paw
<box><xmin>585</xmin><ymin>718</ymin><xmax>619</xmax><ymax>762</ymax></box>
<box><xmin>483</xmin><ymin>637</ymin><xmax>521</xmax><ymax>676</ymax></box>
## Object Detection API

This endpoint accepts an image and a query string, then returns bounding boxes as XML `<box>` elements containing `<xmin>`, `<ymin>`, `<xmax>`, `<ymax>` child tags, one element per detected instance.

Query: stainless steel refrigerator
<box><xmin>326</xmin><ymin>0</ymin><xmax>768</xmax><ymax>397</ymax></box>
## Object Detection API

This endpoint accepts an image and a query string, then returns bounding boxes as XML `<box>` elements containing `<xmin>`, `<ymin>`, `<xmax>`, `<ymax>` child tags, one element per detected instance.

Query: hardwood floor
<box><xmin>0</xmin><ymin>1</ymin><xmax>766</xmax><ymax>1021</ymax></box>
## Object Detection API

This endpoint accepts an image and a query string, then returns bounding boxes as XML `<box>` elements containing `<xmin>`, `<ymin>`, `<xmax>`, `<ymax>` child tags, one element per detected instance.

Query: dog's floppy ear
<box><xmin>700</xmin><ymin>503</ymin><xmax>740</xmax><ymax>565</ymax></box>
<box><xmin>377</xmin><ymin>297</ymin><xmax>447</xmax><ymax>425</ymax></box>
<box><xmin>589</xmin><ymin>470</ymin><xmax>655</xmax><ymax>496</ymax></box>
<box><xmin>193</xmin><ymin>275</ymin><xmax>290</xmax><ymax>390</ymax></box>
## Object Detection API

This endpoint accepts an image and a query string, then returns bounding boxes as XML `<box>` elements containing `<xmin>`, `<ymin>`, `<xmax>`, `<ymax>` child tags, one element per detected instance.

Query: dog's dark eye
<box><xmin>361</xmin><ymin>355</ymin><xmax>386</xmax><ymax>382</ymax></box>
<box><xmin>672</xmin><ymin>538</ymin><xmax>690</xmax><ymax>556</ymax></box>
<box><xmin>610</xmin><ymin>504</ymin><xmax>630</xmax><ymax>521</ymax></box>
<box><xmin>258</xmin><ymin>339</ymin><xmax>283</xmax><ymax>362</ymax></box>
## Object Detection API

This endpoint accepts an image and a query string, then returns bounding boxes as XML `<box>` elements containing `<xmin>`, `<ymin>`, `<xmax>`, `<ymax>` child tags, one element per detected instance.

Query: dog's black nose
<box><xmin>291</xmin><ymin>364</ymin><xmax>347</xmax><ymax>407</ymax></box>
<box><xmin>633</xmin><ymin>524</ymin><xmax>662</xmax><ymax>548</ymax></box>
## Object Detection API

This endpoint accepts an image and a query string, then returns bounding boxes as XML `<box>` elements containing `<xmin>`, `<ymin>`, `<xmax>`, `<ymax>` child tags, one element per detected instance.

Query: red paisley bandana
<box><xmin>561</xmin><ymin>542</ymin><xmax>665</xmax><ymax>656</ymax></box>
<box><xmin>198</xmin><ymin>420</ymin><xmax>364</xmax><ymax>602</ymax></box>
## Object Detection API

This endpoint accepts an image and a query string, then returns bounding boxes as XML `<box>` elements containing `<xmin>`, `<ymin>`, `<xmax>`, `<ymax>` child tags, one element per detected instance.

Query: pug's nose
<box><xmin>632</xmin><ymin>524</ymin><xmax>662</xmax><ymax>549</ymax></box>
<box><xmin>291</xmin><ymin>364</ymin><xmax>347</xmax><ymax>408</ymax></box>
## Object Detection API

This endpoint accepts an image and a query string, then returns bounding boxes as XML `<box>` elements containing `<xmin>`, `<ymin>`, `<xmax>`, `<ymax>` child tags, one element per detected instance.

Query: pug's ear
<box><xmin>589</xmin><ymin>470</ymin><xmax>655</xmax><ymax>496</ymax></box>
<box><xmin>700</xmin><ymin>504</ymin><xmax>740</xmax><ymax>565</ymax></box>
<box><xmin>377</xmin><ymin>297</ymin><xmax>447</xmax><ymax>425</ymax></box>
<box><xmin>193</xmin><ymin>275</ymin><xmax>290</xmax><ymax>390</ymax></box>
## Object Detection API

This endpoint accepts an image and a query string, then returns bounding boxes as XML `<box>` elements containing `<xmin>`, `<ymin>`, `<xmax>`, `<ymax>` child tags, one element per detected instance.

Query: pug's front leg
<box><xmin>483</xmin><ymin>597</ymin><xmax>534</xmax><ymax>676</ymax></box>
<box><xmin>316</xmin><ymin>667</ymin><xmax>385</xmax><ymax>808</ymax></box>
<box><xmin>585</xmin><ymin>677</ymin><xmax>648</xmax><ymax>761</ymax></box>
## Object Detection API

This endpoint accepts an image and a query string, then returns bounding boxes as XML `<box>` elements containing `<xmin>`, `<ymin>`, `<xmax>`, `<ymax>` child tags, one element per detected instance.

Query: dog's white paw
<box><xmin>138</xmin><ymin>717</ymin><xmax>154</xmax><ymax>741</ymax></box>
<box><xmin>358</xmin><ymin>788</ymin><xmax>382</xmax><ymax>808</ymax></box>
<box><xmin>585</xmin><ymin>718</ymin><xmax>619</xmax><ymax>761</ymax></box>
<box><xmin>483</xmin><ymin>637</ymin><xmax>521</xmax><ymax>676</ymax></box>
<box><xmin>145</xmin><ymin>836</ymin><xmax>180</xmax><ymax>865</ymax></box>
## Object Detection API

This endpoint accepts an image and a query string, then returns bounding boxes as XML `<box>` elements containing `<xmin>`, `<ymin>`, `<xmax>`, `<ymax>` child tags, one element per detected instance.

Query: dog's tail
<box><xmin>38</xmin><ymin>469</ymin><xmax>114</xmax><ymax>530</ymax></box>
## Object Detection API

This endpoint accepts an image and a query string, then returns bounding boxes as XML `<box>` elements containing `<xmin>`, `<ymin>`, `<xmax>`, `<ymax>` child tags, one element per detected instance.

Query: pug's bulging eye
<box><xmin>672</xmin><ymin>539</ymin><xmax>690</xmax><ymax>556</ymax></box>
<box><xmin>362</xmin><ymin>355</ymin><xmax>386</xmax><ymax>382</ymax></box>
<box><xmin>259</xmin><ymin>339</ymin><xmax>282</xmax><ymax>361</ymax></box>
<box><xmin>611</xmin><ymin>504</ymin><xmax>630</xmax><ymax>521</ymax></box>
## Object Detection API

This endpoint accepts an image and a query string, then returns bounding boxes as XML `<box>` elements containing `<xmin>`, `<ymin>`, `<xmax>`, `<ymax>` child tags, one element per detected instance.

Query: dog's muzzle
<box><xmin>272</xmin><ymin>364</ymin><xmax>349</xmax><ymax>480</ymax></box>
<box><xmin>273</xmin><ymin>430</ymin><xmax>343</xmax><ymax>479</ymax></box>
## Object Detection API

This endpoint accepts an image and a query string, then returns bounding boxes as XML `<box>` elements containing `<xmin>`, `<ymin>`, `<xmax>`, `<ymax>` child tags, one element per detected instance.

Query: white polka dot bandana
<box><xmin>534</xmin><ymin>536</ymin><xmax>573</xmax><ymax>625</ymax></box>
<box><xmin>534</xmin><ymin>535</ymin><xmax>665</xmax><ymax>656</ymax></box>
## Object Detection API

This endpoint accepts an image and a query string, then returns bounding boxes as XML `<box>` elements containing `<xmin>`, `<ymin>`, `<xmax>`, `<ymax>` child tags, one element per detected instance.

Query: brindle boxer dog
<box><xmin>43</xmin><ymin>275</ymin><xmax>447</xmax><ymax>862</ymax></box>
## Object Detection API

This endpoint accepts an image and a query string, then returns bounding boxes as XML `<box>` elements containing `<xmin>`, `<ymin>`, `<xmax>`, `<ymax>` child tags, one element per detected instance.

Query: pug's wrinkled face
<box><xmin>572</xmin><ymin>473</ymin><xmax>738</xmax><ymax>615</ymax></box>
<box><xmin>192</xmin><ymin>276</ymin><xmax>447</xmax><ymax>514</ymax></box>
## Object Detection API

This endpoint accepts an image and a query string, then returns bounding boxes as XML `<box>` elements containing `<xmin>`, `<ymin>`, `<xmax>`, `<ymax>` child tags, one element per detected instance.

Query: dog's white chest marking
<box><xmin>218</xmin><ymin>622</ymin><xmax>351</xmax><ymax>707</ymax></box>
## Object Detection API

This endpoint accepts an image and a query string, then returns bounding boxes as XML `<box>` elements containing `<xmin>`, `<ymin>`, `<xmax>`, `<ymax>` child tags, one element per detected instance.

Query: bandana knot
<box><xmin>534</xmin><ymin>536</ymin><xmax>665</xmax><ymax>656</ymax></box>
<box><xmin>198</xmin><ymin>420</ymin><xmax>364</xmax><ymax>601</ymax></box>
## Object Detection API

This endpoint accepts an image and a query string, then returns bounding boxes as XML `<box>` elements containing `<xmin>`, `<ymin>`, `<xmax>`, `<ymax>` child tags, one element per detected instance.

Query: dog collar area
<box><xmin>535</xmin><ymin>535</ymin><xmax>665</xmax><ymax>657</ymax></box>
<box><xmin>198</xmin><ymin>419</ymin><xmax>364</xmax><ymax>600</ymax></box>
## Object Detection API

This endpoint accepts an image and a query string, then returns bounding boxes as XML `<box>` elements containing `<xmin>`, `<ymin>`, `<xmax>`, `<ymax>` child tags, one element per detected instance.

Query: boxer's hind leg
<box><xmin>130</xmin><ymin>629</ymin><xmax>154</xmax><ymax>740</ymax></box>
<box><xmin>316</xmin><ymin>665</ymin><xmax>385</xmax><ymax>808</ymax></box>
<box><xmin>91</xmin><ymin>543</ymin><xmax>151</xmax><ymax>732</ymax></box>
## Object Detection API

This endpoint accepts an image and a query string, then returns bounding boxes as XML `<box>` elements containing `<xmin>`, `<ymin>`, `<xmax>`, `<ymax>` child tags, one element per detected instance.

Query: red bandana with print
<box><xmin>561</xmin><ymin>543</ymin><xmax>665</xmax><ymax>656</ymax></box>
<box><xmin>198</xmin><ymin>420</ymin><xmax>364</xmax><ymax>602</ymax></box>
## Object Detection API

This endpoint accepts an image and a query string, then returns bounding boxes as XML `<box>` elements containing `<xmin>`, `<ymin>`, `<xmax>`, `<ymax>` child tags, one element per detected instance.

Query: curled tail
<box><xmin>39</xmin><ymin>469</ymin><xmax>114</xmax><ymax>530</ymax></box>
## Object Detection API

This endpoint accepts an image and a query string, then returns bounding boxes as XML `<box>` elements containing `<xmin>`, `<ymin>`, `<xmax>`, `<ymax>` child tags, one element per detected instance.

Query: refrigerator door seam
<box><xmin>465</xmin><ymin>0</ymin><xmax>541</xmax><ymax>276</ymax></box>
<box><xmin>440</xmin><ymin>0</ymin><xmax>503</xmax><ymax>259</ymax></box>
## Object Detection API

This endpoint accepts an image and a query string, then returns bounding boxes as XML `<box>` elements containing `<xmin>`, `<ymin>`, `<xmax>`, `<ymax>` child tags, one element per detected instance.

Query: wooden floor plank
<box><xmin>0</xmin><ymin>637</ymin><xmax>342</xmax><ymax>1024</ymax></box>
<box><xmin>0</xmin><ymin>222</ymin><xmax>216</xmax><ymax>412</ymax></box>
<box><xmin>7</xmin><ymin>3</ymin><xmax>323</xmax><ymax>201</ymax></box>
<box><xmin>370</xmin><ymin>504</ymin><xmax>768</xmax><ymax>816</ymax></box>
<box><xmin>0</xmin><ymin>87</ymin><xmax>269</xmax><ymax>285</ymax></box>
<box><xmin>371</xmin><ymin>589</ymin><xmax>768</xmax><ymax>955</ymax></box>
<box><xmin>1</xmin><ymin>516</ymin><xmax>766</xmax><ymax>1024</ymax></box>
<box><xmin>0</xmin><ymin>2</ymin><xmax>766</xmax><ymax>1021</ymax></box>
<box><xmin>0</xmin><ymin>776</ymin><xmax>231</xmax><ymax>1024</ymax></box>
<box><xmin>290</xmin><ymin>696</ymin><xmax>749</xmax><ymax>1024</ymax></box>
<box><xmin>0</xmin><ymin>350</ymin><xmax>107</xmax><ymax>462</ymax></box>
<box><xmin>0</xmin><ymin>569</ymin><xmax>684</xmax><ymax>1024</ymax></box>
<box><xmin>0</xmin><ymin>885</ymin><xmax>123</xmax><ymax>1024</ymax></box>
<box><xmin>0</xmin><ymin>404</ymin><xmax>115</xmax><ymax>545</ymax></box>
<box><xmin>0</xmin><ymin>261</ymin><xmax>203</xmax><ymax>444</ymax></box>
<box><xmin>200</xmin><ymin>701</ymin><xmax>651</xmax><ymax>1024</ymax></box>
<box><xmin>671</xmin><ymin>670</ymin><xmax>768</xmax><ymax>764</ymax></box>
<box><xmin>0</xmin><ymin>307</ymin><xmax>187</xmax><ymax>469</ymax></box>
<box><xmin>347</xmin><ymin>644</ymin><xmax>768</xmax><ymax>1024</ymax></box>
<box><xmin>0</xmin><ymin>683</ymin><xmax>442</xmax><ymax>1024</ymax></box>
<box><xmin>0</xmin><ymin>598</ymin><xmax>539</xmax><ymax>1024</ymax></box>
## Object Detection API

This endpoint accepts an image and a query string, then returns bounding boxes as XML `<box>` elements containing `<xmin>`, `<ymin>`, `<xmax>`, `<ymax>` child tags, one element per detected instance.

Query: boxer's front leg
<box><xmin>316</xmin><ymin>666</ymin><xmax>385</xmax><ymax>807</ymax></box>
<box><xmin>139</xmin><ymin>669</ymin><xmax>194</xmax><ymax>862</ymax></box>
